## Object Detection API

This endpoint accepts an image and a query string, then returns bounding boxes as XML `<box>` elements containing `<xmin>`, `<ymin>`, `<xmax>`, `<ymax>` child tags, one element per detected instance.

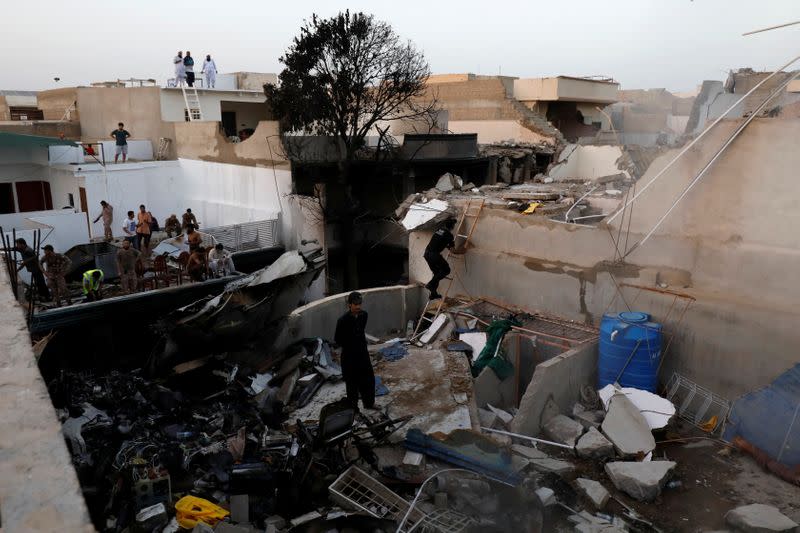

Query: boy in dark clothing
<box><xmin>334</xmin><ymin>291</ymin><xmax>375</xmax><ymax>410</ymax></box>
<box><xmin>110</xmin><ymin>122</ymin><xmax>131</xmax><ymax>163</ymax></box>
<box><xmin>423</xmin><ymin>218</ymin><xmax>457</xmax><ymax>300</ymax></box>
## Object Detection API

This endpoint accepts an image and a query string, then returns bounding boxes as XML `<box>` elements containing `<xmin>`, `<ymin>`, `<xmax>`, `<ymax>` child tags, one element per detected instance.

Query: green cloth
<box><xmin>471</xmin><ymin>318</ymin><xmax>520</xmax><ymax>380</ymax></box>
<box><xmin>0</xmin><ymin>132</ymin><xmax>78</xmax><ymax>148</ymax></box>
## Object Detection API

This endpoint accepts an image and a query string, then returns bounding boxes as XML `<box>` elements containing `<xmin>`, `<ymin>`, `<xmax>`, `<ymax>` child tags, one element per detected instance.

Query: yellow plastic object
<box><xmin>700</xmin><ymin>415</ymin><xmax>718</xmax><ymax>433</ymax></box>
<box><xmin>522</xmin><ymin>202</ymin><xmax>541</xmax><ymax>214</ymax></box>
<box><xmin>175</xmin><ymin>495</ymin><xmax>230</xmax><ymax>529</ymax></box>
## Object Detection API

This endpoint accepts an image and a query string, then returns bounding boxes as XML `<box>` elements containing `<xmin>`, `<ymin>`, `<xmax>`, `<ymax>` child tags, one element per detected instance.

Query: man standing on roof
<box><xmin>423</xmin><ymin>218</ymin><xmax>457</xmax><ymax>300</ymax></box>
<box><xmin>334</xmin><ymin>292</ymin><xmax>375</xmax><ymax>411</ymax></box>
<box><xmin>110</xmin><ymin>122</ymin><xmax>130</xmax><ymax>163</ymax></box>
<box><xmin>208</xmin><ymin>243</ymin><xmax>235</xmax><ymax>277</ymax></box>
<box><xmin>82</xmin><ymin>269</ymin><xmax>104</xmax><ymax>302</ymax></box>
<box><xmin>202</xmin><ymin>54</ymin><xmax>217</xmax><ymax>89</ymax></box>
<box><xmin>173</xmin><ymin>51</ymin><xmax>186</xmax><ymax>86</ymax></box>
<box><xmin>93</xmin><ymin>201</ymin><xmax>114</xmax><ymax>241</ymax></box>
<box><xmin>40</xmin><ymin>245</ymin><xmax>72</xmax><ymax>307</ymax></box>
<box><xmin>164</xmin><ymin>214</ymin><xmax>181</xmax><ymax>238</ymax></box>
<box><xmin>184</xmin><ymin>51</ymin><xmax>195</xmax><ymax>87</ymax></box>
<box><xmin>15</xmin><ymin>238</ymin><xmax>49</xmax><ymax>301</ymax></box>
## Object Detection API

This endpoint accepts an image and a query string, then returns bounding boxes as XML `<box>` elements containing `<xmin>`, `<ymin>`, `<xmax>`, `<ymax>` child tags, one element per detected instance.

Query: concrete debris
<box><xmin>575</xmin><ymin>478</ymin><xmax>611</xmax><ymax>510</ymax></box>
<box><xmin>599</xmin><ymin>384</ymin><xmax>675</xmax><ymax>430</ymax></box>
<box><xmin>512</xmin><ymin>443</ymin><xmax>548</xmax><ymax>460</ymax></box>
<box><xmin>725</xmin><ymin>504</ymin><xmax>799</xmax><ymax>532</ymax></box>
<box><xmin>574</xmin><ymin>409</ymin><xmax>606</xmax><ymax>430</ymax></box>
<box><xmin>478</xmin><ymin>408</ymin><xmax>501</xmax><ymax>429</ymax></box>
<box><xmin>601</xmin><ymin>393</ymin><xmax>656</xmax><ymax>456</ymax></box>
<box><xmin>459</xmin><ymin>331</ymin><xmax>488</xmax><ymax>362</ymax></box>
<box><xmin>486</xmin><ymin>404</ymin><xmax>514</xmax><ymax>426</ymax></box>
<box><xmin>604</xmin><ymin>461</ymin><xmax>677</xmax><ymax>501</ymax></box>
<box><xmin>541</xmin><ymin>397</ymin><xmax>561</xmax><ymax>426</ymax></box>
<box><xmin>435</xmin><ymin>172</ymin><xmax>463</xmax><ymax>192</ymax></box>
<box><xmin>527</xmin><ymin>456</ymin><xmax>576</xmax><ymax>477</ymax></box>
<box><xmin>576</xmin><ymin>427</ymin><xmax>615</xmax><ymax>459</ymax></box>
<box><xmin>400</xmin><ymin>198</ymin><xmax>451</xmax><ymax>230</ymax></box>
<box><xmin>419</xmin><ymin>313</ymin><xmax>448</xmax><ymax>344</ymax></box>
<box><xmin>535</xmin><ymin>487</ymin><xmax>557</xmax><ymax>507</ymax></box>
<box><xmin>570</xmin><ymin>510</ymin><xmax>627</xmax><ymax>532</ymax></box>
<box><xmin>434</xmin><ymin>491</ymin><xmax>449</xmax><ymax>508</ymax></box>
<box><xmin>542</xmin><ymin>414</ymin><xmax>585</xmax><ymax>447</ymax></box>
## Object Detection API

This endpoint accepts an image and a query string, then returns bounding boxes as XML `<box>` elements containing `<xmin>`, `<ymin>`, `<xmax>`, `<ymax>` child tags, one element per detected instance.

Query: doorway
<box><xmin>0</xmin><ymin>183</ymin><xmax>15</xmax><ymax>214</ymax></box>
<box><xmin>79</xmin><ymin>187</ymin><xmax>88</xmax><ymax>213</ymax></box>
<box><xmin>221</xmin><ymin>111</ymin><xmax>236</xmax><ymax>138</ymax></box>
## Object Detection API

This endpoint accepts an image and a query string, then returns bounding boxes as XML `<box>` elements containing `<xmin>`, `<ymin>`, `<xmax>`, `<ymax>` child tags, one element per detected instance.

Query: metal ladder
<box><xmin>181</xmin><ymin>85</ymin><xmax>203</xmax><ymax>121</ymax></box>
<box><xmin>412</xmin><ymin>198</ymin><xmax>485</xmax><ymax>341</ymax></box>
<box><xmin>156</xmin><ymin>137</ymin><xmax>171</xmax><ymax>160</ymax></box>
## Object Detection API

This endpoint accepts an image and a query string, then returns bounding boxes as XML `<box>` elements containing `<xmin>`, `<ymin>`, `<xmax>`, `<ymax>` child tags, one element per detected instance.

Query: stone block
<box><xmin>601</xmin><ymin>394</ymin><xmax>655</xmax><ymax>456</ymax></box>
<box><xmin>604</xmin><ymin>461</ymin><xmax>676</xmax><ymax>501</ymax></box>
<box><xmin>576</xmin><ymin>427</ymin><xmax>615</xmax><ymax>459</ymax></box>
<box><xmin>535</xmin><ymin>487</ymin><xmax>556</xmax><ymax>507</ymax></box>
<box><xmin>725</xmin><ymin>503</ymin><xmax>798</xmax><ymax>532</ymax></box>
<box><xmin>575</xmin><ymin>478</ymin><xmax>610</xmax><ymax>509</ymax></box>
<box><xmin>542</xmin><ymin>414</ymin><xmax>584</xmax><ymax>447</ymax></box>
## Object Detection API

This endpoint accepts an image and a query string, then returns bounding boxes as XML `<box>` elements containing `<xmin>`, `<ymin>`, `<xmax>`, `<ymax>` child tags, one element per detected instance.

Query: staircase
<box><xmin>180</xmin><ymin>85</ymin><xmax>203</xmax><ymax>121</ymax></box>
<box><xmin>509</xmin><ymin>99</ymin><xmax>566</xmax><ymax>143</ymax></box>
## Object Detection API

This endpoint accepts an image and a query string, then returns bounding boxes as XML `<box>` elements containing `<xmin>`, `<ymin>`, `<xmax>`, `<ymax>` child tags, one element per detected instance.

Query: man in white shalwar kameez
<box><xmin>202</xmin><ymin>55</ymin><xmax>218</xmax><ymax>89</ymax></box>
<box><xmin>173</xmin><ymin>51</ymin><xmax>186</xmax><ymax>87</ymax></box>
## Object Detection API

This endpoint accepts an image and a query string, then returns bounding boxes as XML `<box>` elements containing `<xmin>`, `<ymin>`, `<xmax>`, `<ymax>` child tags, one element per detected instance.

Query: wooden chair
<box><xmin>153</xmin><ymin>255</ymin><xmax>177</xmax><ymax>287</ymax></box>
<box><xmin>177</xmin><ymin>252</ymin><xmax>192</xmax><ymax>285</ymax></box>
<box><xmin>136</xmin><ymin>261</ymin><xmax>155</xmax><ymax>292</ymax></box>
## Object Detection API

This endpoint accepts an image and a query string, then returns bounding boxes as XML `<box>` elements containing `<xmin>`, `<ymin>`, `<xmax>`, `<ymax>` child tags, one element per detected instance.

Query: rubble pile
<box><xmin>48</xmin><ymin>336</ymin><xmax>426</xmax><ymax>532</ymax></box>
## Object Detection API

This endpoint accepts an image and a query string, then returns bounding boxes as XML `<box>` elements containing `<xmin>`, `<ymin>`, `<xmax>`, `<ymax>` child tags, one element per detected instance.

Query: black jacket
<box><xmin>335</xmin><ymin>311</ymin><xmax>369</xmax><ymax>357</ymax></box>
<box><xmin>425</xmin><ymin>227</ymin><xmax>454</xmax><ymax>256</ymax></box>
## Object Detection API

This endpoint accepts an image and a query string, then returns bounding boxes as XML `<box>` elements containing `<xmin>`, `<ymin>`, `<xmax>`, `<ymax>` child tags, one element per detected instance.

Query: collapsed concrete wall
<box><xmin>548</xmin><ymin>144</ymin><xmax>629</xmax><ymax>181</ymax></box>
<box><xmin>410</xmin><ymin>118</ymin><xmax>800</xmax><ymax>399</ymax></box>
<box><xmin>174</xmin><ymin>120</ymin><xmax>288</xmax><ymax>168</ymax></box>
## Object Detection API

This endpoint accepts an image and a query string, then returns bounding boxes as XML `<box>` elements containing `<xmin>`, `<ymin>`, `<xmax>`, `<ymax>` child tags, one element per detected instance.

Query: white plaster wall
<box><xmin>447</xmin><ymin>120</ymin><xmax>550</xmax><ymax>144</ymax></box>
<box><xmin>159</xmin><ymin>89</ymin><xmax>266</xmax><ymax>122</ymax></box>
<box><xmin>547</xmin><ymin>144</ymin><xmax>628</xmax><ymax>180</ymax></box>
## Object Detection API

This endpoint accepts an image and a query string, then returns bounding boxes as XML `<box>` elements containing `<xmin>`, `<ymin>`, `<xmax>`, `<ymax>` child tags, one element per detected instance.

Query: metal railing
<box><xmin>202</xmin><ymin>218</ymin><xmax>281</xmax><ymax>252</ymax></box>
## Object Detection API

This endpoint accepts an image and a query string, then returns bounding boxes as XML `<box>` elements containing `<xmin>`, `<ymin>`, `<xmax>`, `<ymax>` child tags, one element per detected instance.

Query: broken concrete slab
<box><xmin>576</xmin><ymin>427</ymin><xmax>615</xmax><ymax>459</ymax></box>
<box><xmin>486</xmin><ymin>404</ymin><xmax>514</xmax><ymax>426</ymax></box>
<box><xmin>420</xmin><ymin>314</ymin><xmax>448</xmax><ymax>344</ymax></box>
<box><xmin>529</xmin><ymin>457</ymin><xmax>576</xmax><ymax>477</ymax></box>
<box><xmin>541</xmin><ymin>397</ymin><xmax>561</xmax><ymax>426</ymax></box>
<box><xmin>575</xmin><ymin>478</ymin><xmax>610</xmax><ymax>510</ymax></box>
<box><xmin>478</xmin><ymin>408</ymin><xmax>500</xmax><ymax>429</ymax></box>
<box><xmin>511</xmin><ymin>444</ymin><xmax>548</xmax><ymax>460</ymax></box>
<box><xmin>573</xmin><ymin>408</ymin><xmax>605</xmax><ymax>430</ymax></box>
<box><xmin>542</xmin><ymin>414</ymin><xmax>584</xmax><ymax>447</ymax></box>
<box><xmin>725</xmin><ymin>504</ymin><xmax>799</xmax><ymax>533</ymax></box>
<box><xmin>604</xmin><ymin>461</ymin><xmax>676</xmax><ymax>501</ymax></box>
<box><xmin>535</xmin><ymin>487</ymin><xmax>556</xmax><ymax>507</ymax></box>
<box><xmin>601</xmin><ymin>393</ymin><xmax>655</xmax><ymax>456</ymax></box>
<box><xmin>599</xmin><ymin>384</ymin><xmax>675</xmax><ymax>430</ymax></box>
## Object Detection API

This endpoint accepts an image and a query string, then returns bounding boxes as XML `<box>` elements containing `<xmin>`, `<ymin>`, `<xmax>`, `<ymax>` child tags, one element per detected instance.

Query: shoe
<box><xmin>429</xmin><ymin>292</ymin><xmax>442</xmax><ymax>300</ymax></box>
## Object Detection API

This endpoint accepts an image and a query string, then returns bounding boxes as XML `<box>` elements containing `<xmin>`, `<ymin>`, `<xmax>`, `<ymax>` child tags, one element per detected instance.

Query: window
<box><xmin>9</xmin><ymin>107</ymin><xmax>44</xmax><ymax>121</ymax></box>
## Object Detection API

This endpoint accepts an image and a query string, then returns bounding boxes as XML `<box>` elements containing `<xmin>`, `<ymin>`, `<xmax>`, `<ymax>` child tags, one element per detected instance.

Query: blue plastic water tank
<box><xmin>598</xmin><ymin>311</ymin><xmax>663</xmax><ymax>392</ymax></box>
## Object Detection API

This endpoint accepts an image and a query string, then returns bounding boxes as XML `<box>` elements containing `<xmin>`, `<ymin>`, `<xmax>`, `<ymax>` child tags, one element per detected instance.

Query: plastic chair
<box><xmin>136</xmin><ymin>261</ymin><xmax>155</xmax><ymax>291</ymax></box>
<box><xmin>177</xmin><ymin>251</ymin><xmax>192</xmax><ymax>285</ymax></box>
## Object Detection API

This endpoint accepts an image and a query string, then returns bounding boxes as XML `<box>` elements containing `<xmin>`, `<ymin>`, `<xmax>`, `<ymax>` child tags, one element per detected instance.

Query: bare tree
<box><xmin>266</xmin><ymin>10</ymin><xmax>438</xmax><ymax>289</ymax></box>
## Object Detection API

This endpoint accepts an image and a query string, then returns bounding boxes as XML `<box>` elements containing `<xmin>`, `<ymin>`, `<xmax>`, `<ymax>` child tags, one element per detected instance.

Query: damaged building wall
<box><xmin>0</xmin><ymin>267</ymin><xmax>94</xmax><ymax>532</ymax></box>
<box><xmin>547</xmin><ymin>144</ymin><xmax>629</xmax><ymax>181</ymax></box>
<box><xmin>174</xmin><ymin>120</ymin><xmax>289</xmax><ymax>169</ymax></box>
<box><xmin>410</xmin><ymin>118</ymin><xmax>800</xmax><ymax>399</ymax></box>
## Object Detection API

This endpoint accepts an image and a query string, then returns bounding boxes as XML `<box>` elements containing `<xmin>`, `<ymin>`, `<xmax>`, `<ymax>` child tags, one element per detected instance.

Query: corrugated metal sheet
<box><xmin>724</xmin><ymin>363</ymin><xmax>800</xmax><ymax>469</ymax></box>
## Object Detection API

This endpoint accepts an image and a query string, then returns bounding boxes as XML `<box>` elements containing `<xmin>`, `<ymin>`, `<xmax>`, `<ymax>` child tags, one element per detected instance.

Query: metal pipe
<box><xmin>630</xmin><ymin>71</ymin><xmax>798</xmax><ymax>252</ymax></box>
<box><xmin>743</xmin><ymin>20</ymin><xmax>800</xmax><ymax>36</ymax></box>
<box><xmin>606</xmin><ymin>54</ymin><xmax>800</xmax><ymax>224</ymax></box>
<box><xmin>480</xmin><ymin>426</ymin><xmax>575</xmax><ymax>450</ymax></box>
<box><xmin>564</xmin><ymin>185</ymin><xmax>599</xmax><ymax>222</ymax></box>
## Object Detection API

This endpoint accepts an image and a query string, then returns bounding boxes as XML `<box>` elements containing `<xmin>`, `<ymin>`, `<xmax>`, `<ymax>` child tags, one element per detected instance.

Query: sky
<box><xmin>2</xmin><ymin>1</ymin><xmax>799</xmax><ymax>92</ymax></box>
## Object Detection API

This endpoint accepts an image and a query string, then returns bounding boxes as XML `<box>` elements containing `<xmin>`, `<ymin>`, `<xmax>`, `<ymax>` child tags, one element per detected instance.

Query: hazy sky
<box><xmin>2</xmin><ymin>1</ymin><xmax>798</xmax><ymax>92</ymax></box>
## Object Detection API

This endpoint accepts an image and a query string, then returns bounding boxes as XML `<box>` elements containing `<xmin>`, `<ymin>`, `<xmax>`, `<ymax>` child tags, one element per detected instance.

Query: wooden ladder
<box><xmin>411</xmin><ymin>197</ymin><xmax>485</xmax><ymax>341</ymax></box>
